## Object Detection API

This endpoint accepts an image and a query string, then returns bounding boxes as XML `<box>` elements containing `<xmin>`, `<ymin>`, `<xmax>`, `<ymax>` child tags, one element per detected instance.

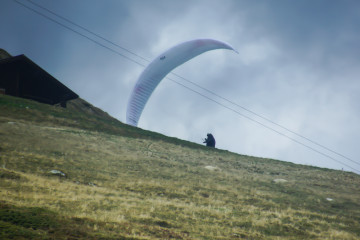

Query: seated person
<box><xmin>203</xmin><ymin>133</ymin><xmax>216</xmax><ymax>147</ymax></box>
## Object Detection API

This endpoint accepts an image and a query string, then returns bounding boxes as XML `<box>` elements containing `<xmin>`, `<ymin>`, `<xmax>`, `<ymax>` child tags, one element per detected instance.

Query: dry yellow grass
<box><xmin>1</xmin><ymin>95</ymin><xmax>360</xmax><ymax>239</ymax></box>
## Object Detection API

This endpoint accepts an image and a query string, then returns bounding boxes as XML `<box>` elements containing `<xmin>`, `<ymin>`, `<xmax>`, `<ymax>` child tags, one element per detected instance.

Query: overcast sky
<box><xmin>1</xmin><ymin>0</ymin><xmax>360</xmax><ymax>173</ymax></box>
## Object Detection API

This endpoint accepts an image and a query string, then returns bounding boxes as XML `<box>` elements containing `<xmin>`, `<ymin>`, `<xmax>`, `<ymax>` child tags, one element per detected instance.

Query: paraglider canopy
<box><xmin>126</xmin><ymin>38</ymin><xmax>237</xmax><ymax>127</ymax></box>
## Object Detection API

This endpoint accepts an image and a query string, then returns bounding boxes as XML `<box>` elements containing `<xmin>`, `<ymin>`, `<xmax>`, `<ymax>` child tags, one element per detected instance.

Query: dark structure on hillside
<box><xmin>0</xmin><ymin>49</ymin><xmax>78</xmax><ymax>107</ymax></box>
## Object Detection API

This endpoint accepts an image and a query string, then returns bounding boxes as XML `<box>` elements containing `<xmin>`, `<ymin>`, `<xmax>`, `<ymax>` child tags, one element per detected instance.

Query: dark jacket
<box><xmin>203</xmin><ymin>134</ymin><xmax>216</xmax><ymax>147</ymax></box>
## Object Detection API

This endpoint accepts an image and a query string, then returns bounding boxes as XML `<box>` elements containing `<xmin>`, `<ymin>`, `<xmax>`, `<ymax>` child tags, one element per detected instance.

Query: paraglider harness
<box><xmin>203</xmin><ymin>133</ymin><xmax>216</xmax><ymax>148</ymax></box>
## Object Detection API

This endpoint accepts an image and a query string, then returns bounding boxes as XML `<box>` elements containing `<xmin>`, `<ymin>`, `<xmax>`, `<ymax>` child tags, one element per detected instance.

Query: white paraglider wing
<box><xmin>126</xmin><ymin>39</ymin><xmax>236</xmax><ymax>126</ymax></box>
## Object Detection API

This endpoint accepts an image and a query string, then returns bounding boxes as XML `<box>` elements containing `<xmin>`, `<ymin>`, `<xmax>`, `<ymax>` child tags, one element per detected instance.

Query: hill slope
<box><xmin>1</xmin><ymin>94</ymin><xmax>359</xmax><ymax>239</ymax></box>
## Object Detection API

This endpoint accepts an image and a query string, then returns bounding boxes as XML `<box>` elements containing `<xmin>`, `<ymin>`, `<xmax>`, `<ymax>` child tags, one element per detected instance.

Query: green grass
<box><xmin>1</xmin><ymin>94</ymin><xmax>360</xmax><ymax>239</ymax></box>
<box><xmin>0</xmin><ymin>200</ymin><xmax>139</xmax><ymax>239</ymax></box>
<box><xmin>0</xmin><ymin>94</ymin><xmax>203</xmax><ymax>149</ymax></box>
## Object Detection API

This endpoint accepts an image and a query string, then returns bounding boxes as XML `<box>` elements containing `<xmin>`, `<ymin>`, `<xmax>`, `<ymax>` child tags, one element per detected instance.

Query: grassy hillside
<box><xmin>1</xmin><ymin>94</ymin><xmax>359</xmax><ymax>239</ymax></box>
